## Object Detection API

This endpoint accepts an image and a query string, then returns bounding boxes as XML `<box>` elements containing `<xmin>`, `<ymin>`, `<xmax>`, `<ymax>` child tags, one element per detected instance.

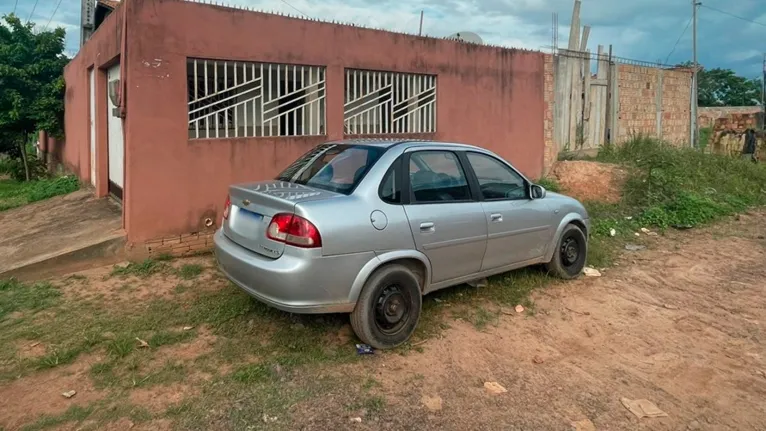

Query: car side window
<box><xmin>408</xmin><ymin>151</ymin><xmax>471</xmax><ymax>203</ymax></box>
<box><xmin>379</xmin><ymin>161</ymin><xmax>401</xmax><ymax>204</ymax></box>
<box><xmin>466</xmin><ymin>152</ymin><xmax>527</xmax><ymax>200</ymax></box>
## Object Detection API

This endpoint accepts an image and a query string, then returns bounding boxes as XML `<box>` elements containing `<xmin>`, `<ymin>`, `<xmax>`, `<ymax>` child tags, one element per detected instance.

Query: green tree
<box><xmin>0</xmin><ymin>14</ymin><xmax>68</xmax><ymax>180</ymax></box>
<box><xmin>678</xmin><ymin>62</ymin><xmax>762</xmax><ymax>107</ymax></box>
<box><xmin>698</xmin><ymin>68</ymin><xmax>762</xmax><ymax>107</ymax></box>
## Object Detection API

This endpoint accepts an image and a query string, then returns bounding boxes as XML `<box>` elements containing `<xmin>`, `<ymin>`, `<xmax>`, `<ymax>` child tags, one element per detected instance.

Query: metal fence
<box><xmin>344</xmin><ymin>69</ymin><xmax>437</xmax><ymax>135</ymax></box>
<box><xmin>187</xmin><ymin>59</ymin><xmax>326</xmax><ymax>139</ymax></box>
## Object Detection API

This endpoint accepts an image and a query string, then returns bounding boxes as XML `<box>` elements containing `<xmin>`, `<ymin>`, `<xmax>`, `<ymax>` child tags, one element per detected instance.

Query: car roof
<box><xmin>328</xmin><ymin>138</ymin><xmax>484</xmax><ymax>151</ymax></box>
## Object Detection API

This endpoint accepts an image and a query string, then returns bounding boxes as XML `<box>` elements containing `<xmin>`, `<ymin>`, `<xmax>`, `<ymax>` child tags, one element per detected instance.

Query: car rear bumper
<box><xmin>214</xmin><ymin>229</ymin><xmax>371</xmax><ymax>314</ymax></box>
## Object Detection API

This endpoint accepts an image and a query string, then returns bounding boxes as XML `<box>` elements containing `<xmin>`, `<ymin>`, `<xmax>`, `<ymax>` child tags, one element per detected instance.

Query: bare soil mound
<box><xmin>550</xmin><ymin>161</ymin><xmax>627</xmax><ymax>203</ymax></box>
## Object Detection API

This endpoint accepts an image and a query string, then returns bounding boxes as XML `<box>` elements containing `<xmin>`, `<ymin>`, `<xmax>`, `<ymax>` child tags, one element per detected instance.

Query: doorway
<box><xmin>106</xmin><ymin>63</ymin><xmax>124</xmax><ymax>201</ymax></box>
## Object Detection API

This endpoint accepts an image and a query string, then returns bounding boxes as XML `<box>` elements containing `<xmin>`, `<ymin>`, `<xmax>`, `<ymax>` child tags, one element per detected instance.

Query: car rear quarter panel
<box><xmin>296</xmin><ymin>197</ymin><xmax>416</xmax><ymax>257</ymax></box>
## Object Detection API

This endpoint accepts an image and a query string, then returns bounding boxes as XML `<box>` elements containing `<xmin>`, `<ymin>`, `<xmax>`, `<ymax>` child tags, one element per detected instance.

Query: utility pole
<box><xmin>691</xmin><ymin>0</ymin><xmax>699</xmax><ymax>148</ymax></box>
<box><xmin>418</xmin><ymin>10</ymin><xmax>424</xmax><ymax>36</ymax></box>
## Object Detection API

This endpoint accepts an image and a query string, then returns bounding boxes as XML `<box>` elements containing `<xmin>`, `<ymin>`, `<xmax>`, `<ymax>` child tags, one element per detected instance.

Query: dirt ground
<box><xmin>550</xmin><ymin>161</ymin><xmax>627</xmax><ymax>203</ymax></box>
<box><xmin>1</xmin><ymin>212</ymin><xmax>765</xmax><ymax>430</ymax></box>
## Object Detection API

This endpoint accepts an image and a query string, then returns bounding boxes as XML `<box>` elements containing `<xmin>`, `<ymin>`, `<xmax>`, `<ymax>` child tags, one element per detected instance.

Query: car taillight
<box><xmin>222</xmin><ymin>195</ymin><xmax>231</xmax><ymax>222</ymax></box>
<box><xmin>267</xmin><ymin>213</ymin><xmax>322</xmax><ymax>248</ymax></box>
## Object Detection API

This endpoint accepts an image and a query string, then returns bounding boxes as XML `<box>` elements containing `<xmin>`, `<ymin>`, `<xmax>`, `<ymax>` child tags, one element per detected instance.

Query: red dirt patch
<box><xmin>550</xmin><ymin>161</ymin><xmax>626</xmax><ymax>203</ymax></box>
<box><xmin>15</xmin><ymin>340</ymin><xmax>47</xmax><ymax>359</ymax></box>
<box><xmin>61</xmin><ymin>255</ymin><xmax>224</xmax><ymax>306</ymax></box>
<box><xmin>152</xmin><ymin>327</ymin><xmax>217</xmax><ymax>364</ymax></box>
<box><xmin>129</xmin><ymin>383</ymin><xmax>198</xmax><ymax>413</ymax></box>
<box><xmin>0</xmin><ymin>353</ymin><xmax>106</xmax><ymax>430</ymax></box>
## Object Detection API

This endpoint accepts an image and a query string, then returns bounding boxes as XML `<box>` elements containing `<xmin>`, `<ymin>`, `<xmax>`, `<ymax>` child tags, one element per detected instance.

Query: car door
<box><xmin>403</xmin><ymin>150</ymin><xmax>487</xmax><ymax>284</ymax></box>
<box><xmin>464</xmin><ymin>151</ymin><xmax>552</xmax><ymax>270</ymax></box>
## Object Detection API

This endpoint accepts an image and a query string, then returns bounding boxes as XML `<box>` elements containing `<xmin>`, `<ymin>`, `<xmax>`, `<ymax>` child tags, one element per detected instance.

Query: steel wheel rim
<box><xmin>560</xmin><ymin>236</ymin><xmax>580</xmax><ymax>267</ymax></box>
<box><xmin>374</xmin><ymin>285</ymin><xmax>410</xmax><ymax>335</ymax></box>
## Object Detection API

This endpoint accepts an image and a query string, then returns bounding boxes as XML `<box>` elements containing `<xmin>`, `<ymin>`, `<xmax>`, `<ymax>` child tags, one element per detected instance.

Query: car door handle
<box><xmin>490</xmin><ymin>213</ymin><xmax>503</xmax><ymax>222</ymax></box>
<box><xmin>420</xmin><ymin>222</ymin><xmax>435</xmax><ymax>231</ymax></box>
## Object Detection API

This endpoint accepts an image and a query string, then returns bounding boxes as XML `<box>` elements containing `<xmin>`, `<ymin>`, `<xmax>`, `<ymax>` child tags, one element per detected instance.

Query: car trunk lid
<box><xmin>223</xmin><ymin>181</ymin><xmax>338</xmax><ymax>258</ymax></box>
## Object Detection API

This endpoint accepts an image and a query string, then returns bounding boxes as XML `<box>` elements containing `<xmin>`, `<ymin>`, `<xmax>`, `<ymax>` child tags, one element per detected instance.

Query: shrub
<box><xmin>596</xmin><ymin>135</ymin><xmax>766</xmax><ymax>229</ymax></box>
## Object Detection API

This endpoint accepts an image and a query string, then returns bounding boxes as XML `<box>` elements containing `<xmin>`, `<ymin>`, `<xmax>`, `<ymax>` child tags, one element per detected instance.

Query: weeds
<box><xmin>0</xmin><ymin>278</ymin><xmax>61</xmax><ymax>320</ymax></box>
<box><xmin>596</xmin><ymin>135</ymin><xmax>766</xmax><ymax>230</ymax></box>
<box><xmin>178</xmin><ymin>264</ymin><xmax>204</xmax><ymax>280</ymax></box>
<box><xmin>111</xmin><ymin>259</ymin><xmax>167</xmax><ymax>278</ymax></box>
<box><xmin>0</xmin><ymin>176</ymin><xmax>80</xmax><ymax>212</ymax></box>
<box><xmin>536</xmin><ymin>177</ymin><xmax>561</xmax><ymax>192</ymax></box>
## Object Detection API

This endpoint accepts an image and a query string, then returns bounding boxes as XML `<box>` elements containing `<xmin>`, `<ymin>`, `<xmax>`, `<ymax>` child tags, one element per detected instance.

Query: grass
<box><xmin>0</xmin><ymin>176</ymin><xmax>80</xmax><ymax>212</ymax></box>
<box><xmin>110</xmin><ymin>259</ymin><xmax>205</xmax><ymax>281</ymax></box>
<box><xmin>0</xmin><ymin>278</ymin><xmax>61</xmax><ymax>320</ymax></box>
<box><xmin>178</xmin><ymin>264</ymin><xmax>204</xmax><ymax>280</ymax></box>
<box><xmin>596</xmin><ymin>135</ymin><xmax>766</xmax><ymax>230</ymax></box>
<box><xmin>110</xmin><ymin>259</ymin><xmax>168</xmax><ymax>278</ymax></box>
<box><xmin>536</xmin><ymin>177</ymin><xmax>562</xmax><ymax>193</ymax></box>
<box><xmin>20</xmin><ymin>399</ymin><xmax>154</xmax><ymax>431</ymax></box>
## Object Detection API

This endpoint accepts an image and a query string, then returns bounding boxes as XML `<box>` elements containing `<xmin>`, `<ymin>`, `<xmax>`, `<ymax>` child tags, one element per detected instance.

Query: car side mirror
<box><xmin>530</xmin><ymin>184</ymin><xmax>546</xmax><ymax>199</ymax></box>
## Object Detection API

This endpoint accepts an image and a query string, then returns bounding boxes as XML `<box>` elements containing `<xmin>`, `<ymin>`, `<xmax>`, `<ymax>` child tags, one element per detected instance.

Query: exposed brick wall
<box><xmin>543</xmin><ymin>54</ymin><xmax>556</xmax><ymax>175</ymax></box>
<box><xmin>698</xmin><ymin>106</ymin><xmax>763</xmax><ymax>129</ymax></box>
<box><xmin>135</xmin><ymin>231</ymin><xmax>216</xmax><ymax>258</ymax></box>
<box><xmin>616</xmin><ymin>64</ymin><xmax>658</xmax><ymax>141</ymax></box>
<box><xmin>698</xmin><ymin>106</ymin><xmax>765</xmax><ymax>155</ymax></box>
<box><xmin>660</xmin><ymin>69</ymin><xmax>692</xmax><ymax>144</ymax></box>
<box><xmin>615</xmin><ymin>65</ymin><xmax>691</xmax><ymax>146</ymax></box>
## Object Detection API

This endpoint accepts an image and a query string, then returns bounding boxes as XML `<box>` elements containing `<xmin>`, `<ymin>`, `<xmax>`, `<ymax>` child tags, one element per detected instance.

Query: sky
<box><xmin>2</xmin><ymin>0</ymin><xmax>765</xmax><ymax>78</ymax></box>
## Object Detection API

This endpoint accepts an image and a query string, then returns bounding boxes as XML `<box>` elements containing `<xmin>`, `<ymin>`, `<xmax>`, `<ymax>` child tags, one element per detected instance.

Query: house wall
<box><xmin>122</xmin><ymin>0</ymin><xmax>547</xmax><ymax>243</ymax></box>
<box><xmin>62</xmin><ymin>6</ymin><xmax>123</xmax><ymax>199</ymax></box>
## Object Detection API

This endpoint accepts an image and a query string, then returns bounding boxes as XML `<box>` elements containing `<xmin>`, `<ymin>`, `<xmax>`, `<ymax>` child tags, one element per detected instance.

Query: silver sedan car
<box><xmin>215</xmin><ymin>140</ymin><xmax>589</xmax><ymax>348</ymax></box>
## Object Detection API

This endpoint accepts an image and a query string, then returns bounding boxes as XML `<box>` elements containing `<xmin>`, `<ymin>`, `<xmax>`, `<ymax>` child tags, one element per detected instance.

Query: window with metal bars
<box><xmin>343</xmin><ymin>69</ymin><xmax>437</xmax><ymax>135</ymax></box>
<box><xmin>187</xmin><ymin>58</ymin><xmax>326</xmax><ymax>139</ymax></box>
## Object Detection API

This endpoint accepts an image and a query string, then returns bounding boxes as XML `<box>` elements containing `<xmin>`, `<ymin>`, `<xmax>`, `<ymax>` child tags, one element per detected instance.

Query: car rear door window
<box><xmin>466</xmin><ymin>152</ymin><xmax>527</xmax><ymax>200</ymax></box>
<box><xmin>408</xmin><ymin>151</ymin><xmax>471</xmax><ymax>203</ymax></box>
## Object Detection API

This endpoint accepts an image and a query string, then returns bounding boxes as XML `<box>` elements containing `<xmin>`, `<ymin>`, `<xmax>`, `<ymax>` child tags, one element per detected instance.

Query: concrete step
<box><xmin>0</xmin><ymin>233</ymin><xmax>127</xmax><ymax>281</ymax></box>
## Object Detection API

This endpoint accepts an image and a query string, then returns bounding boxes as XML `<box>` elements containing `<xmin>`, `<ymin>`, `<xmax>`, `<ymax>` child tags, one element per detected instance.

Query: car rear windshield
<box><xmin>275</xmin><ymin>144</ymin><xmax>386</xmax><ymax>195</ymax></box>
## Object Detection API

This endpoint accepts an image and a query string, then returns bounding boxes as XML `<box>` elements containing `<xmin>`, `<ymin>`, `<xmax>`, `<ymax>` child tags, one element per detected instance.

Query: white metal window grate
<box><xmin>187</xmin><ymin>59</ymin><xmax>326</xmax><ymax>139</ymax></box>
<box><xmin>344</xmin><ymin>69</ymin><xmax>436</xmax><ymax>135</ymax></box>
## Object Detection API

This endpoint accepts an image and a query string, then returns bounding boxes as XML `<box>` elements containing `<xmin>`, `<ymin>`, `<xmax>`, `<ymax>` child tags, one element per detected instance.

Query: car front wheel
<box><xmin>545</xmin><ymin>223</ymin><xmax>587</xmax><ymax>279</ymax></box>
<box><xmin>350</xmin><ymin>264</ymin><xmax>422</xmax><ymax>349</ymax></box>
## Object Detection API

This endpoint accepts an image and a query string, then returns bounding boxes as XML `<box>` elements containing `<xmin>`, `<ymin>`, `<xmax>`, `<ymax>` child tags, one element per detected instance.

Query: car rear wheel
<box><xmin>350</xmin><ymin>264</ymin><xmax>422</xmax><ymax>349</ymax></box>
<box><xmin>545</xmin><ymin>224</ymin><xmax>587</xmax><ymax>279</ymax></box>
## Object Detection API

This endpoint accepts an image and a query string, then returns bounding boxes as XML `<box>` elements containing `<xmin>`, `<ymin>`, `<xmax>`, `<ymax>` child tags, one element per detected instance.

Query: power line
<box><xmin>664</xmin><ymin>16</ymin><xmax>693</xmax><ymax>65</ymax></box>
<box><xmin>278</xmin><ymin>0</ymin><xmax>307</xmax><ymax>17</ymax></box>
<box><xmin>43</xmin><ymin>0</ymin><xmax>64</xmax><ymax>30</ymax></box>
<box><xmin>26</xmin><ymin>0</ymin><xmax>40</xmax><ymax>22</ymax></box>
<box><xmin>700</xmin><ymin>4</ymin><xmax>766</xmax><ymax>28</ymax></box>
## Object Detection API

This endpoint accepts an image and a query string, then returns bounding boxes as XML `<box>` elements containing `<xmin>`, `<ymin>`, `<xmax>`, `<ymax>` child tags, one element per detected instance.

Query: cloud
<box><xmin>6</xmin><ymin>0</ymin><xmax>765</xmax><ymax>77</ymax></box>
